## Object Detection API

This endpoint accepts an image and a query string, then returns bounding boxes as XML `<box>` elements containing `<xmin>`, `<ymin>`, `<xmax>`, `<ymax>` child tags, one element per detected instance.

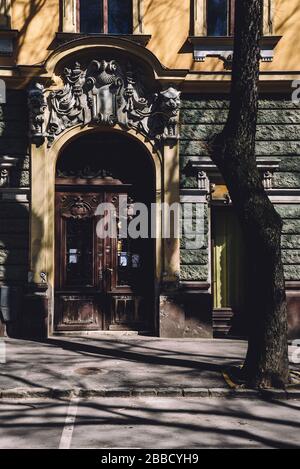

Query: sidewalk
<box><xmin>0</xmin><ymin>336</ymin><xmax>299</xmax><ymax>399</ymax></box>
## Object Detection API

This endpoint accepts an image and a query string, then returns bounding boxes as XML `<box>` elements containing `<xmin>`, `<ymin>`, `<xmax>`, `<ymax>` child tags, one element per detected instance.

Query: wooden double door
<box><xmin>55</xmin><ymin>188</ymin><xmax>153</xmax><ymax>333</ymax></box>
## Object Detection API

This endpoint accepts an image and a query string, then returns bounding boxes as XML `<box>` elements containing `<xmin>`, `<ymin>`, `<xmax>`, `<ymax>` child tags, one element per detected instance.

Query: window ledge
<box><xmin>49</xmin><ymin>32</ymin><xmax>152</xmax><ymax>50</ymax></box>
<box><xmin>186</xmin><ymin>156</ymin><xmax>281</xmax><ymax>191</ymax></box>
<box><xmin>188</xmin><ymin>36</ymin><xmax>282</xmax><ymax>63</ymax></box>
<box><xmin>0</xmin><ymin>29</ymin><xmax>18</xmax><ymax>56</ymax></box>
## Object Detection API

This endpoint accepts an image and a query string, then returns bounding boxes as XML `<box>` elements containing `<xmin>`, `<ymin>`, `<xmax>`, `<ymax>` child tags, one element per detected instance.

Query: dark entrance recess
<box><xmin>55</xmin><ymin>132</ymin><xmax>155</xmax><ymax>334</ymax></box>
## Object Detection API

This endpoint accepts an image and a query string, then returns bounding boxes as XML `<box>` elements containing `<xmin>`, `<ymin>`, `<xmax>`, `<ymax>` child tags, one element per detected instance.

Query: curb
<box><xmin>0</xmin><ymin>387</ymin><xmax>299</xmax><ymax>400</ymax></box>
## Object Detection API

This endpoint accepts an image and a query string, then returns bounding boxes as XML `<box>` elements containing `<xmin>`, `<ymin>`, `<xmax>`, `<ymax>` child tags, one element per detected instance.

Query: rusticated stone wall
<box><xmin>179</xmin><ymin>95</ymin><xmax>300</xmax><ymax>285</ymax></box>
<box><xmin>276</xmin><ymin>205</ymin><xmax>300</xmax><ymax>281</ymax></box>
<box><xmin>0</xmin><ymin>203</ymin><xmax>29</xmax><ymax>286</ymax></box>
<box><xmin>180</xmin><ymin>204</ymin><xmax>209</xmax><ymax>282</ymax></box>
<box><xmin>0</xmin><ymin>90</ymin><xmax>29</xmax><ymax>288</ymax></box>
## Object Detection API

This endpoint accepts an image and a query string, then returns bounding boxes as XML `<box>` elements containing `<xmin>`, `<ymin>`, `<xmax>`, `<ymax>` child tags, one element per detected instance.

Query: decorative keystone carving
<box><xmin>28</xmin><ymin>82</ymin><xmax>47</xmax><ymax>145</ymax></box>
<box><xmin>28</xmin><ymin>60</ymin><xmax>181</xmax><ymax>147</ymax></box>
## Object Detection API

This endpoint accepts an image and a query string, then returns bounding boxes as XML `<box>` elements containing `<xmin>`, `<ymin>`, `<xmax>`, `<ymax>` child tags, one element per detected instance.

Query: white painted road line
<box><xmin>59</xmin><ymin>397</ymin><xmax>80</xmax><ymax>450</ymax></box>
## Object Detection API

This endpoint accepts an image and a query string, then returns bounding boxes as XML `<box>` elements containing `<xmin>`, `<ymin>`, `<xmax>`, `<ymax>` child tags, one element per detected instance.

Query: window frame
<box><xmin>194</xmin><ymin>0</ymin><xmax>273</xmax><ymax>37</ymax></box>
<box><xmin>0</xmin><ymin>0</ymin><xmax>12</xmax><ymax>29</ymax></box>
<box><xmin>263</xmin><ymin>0</ymin><xmax>274</xmax><ymax>35</ymax></box>
<box><xmin>206</xmin><ymin>0</ymin><xmax>235</xmax><ymax>37</ymax></box>
<box><xmin>62</xmin><ymin>0</ymin><xmax>143</xmax><ymax>34</ymax></box>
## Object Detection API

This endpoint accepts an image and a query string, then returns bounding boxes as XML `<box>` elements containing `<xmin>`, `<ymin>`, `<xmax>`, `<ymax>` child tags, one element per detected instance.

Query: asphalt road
<box><xmin>0</xmin><ymin>396</ymin><xmax>299</xmax><ymax>449</ymax></box>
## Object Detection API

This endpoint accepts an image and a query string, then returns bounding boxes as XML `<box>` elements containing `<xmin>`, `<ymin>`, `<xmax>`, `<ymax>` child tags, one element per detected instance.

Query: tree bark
<box><xmin>209</xmin><ymin>0</ymin><xmax>290</xmax><ymax>388</ymax></box>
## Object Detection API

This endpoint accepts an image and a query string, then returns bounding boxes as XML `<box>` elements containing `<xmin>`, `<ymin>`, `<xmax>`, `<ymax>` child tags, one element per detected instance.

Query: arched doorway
<box><xmin>54</xmin><ymin>131</ymin><xmax>155</xmax><ymax>334</ymax></box>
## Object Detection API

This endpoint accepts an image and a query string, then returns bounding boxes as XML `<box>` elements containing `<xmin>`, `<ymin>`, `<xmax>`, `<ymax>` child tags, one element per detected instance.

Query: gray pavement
<box><xmin>0</xmin><ymin>336</ymin><xmax>299</xmax><ymax>397</ymax></box>
<box><xmin>0</xmin><ymin>337</ymin><xmax>246</xmax><ymax>393</ymax></box>
<box><xmin>0</xmin><ymin>396</ymin><xmax>299</xmax><ymax>449</ymax></box>
<box><xmin>1</xmin><ymin>337</ymin><xmax>300</xmax><ymax>450</ymax></box>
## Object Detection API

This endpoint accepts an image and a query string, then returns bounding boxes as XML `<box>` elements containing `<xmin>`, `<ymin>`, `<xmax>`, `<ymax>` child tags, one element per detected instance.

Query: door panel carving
<box><xmin>55</xmin><ymin>296</ymin><xmax>103</xmax><ymax>331</ymax></box>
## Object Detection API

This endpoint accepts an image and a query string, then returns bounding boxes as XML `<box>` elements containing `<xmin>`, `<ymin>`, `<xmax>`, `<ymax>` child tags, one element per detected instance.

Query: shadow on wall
<box><xmin>0</xmin><ymin>207</ymin><xmax>48</xmax><ymax>339</ymax></box>
<box><xmin>0</xmin><ymin>90</ymin><xmax>48</xmax><ymax>339</ymax></box>
<box><xmin>0</xmin><ymin>90</ymin><xmax>27</xmax><ymax>337</ymax></box>
<box><xmin>0</xmin><ymin>202</ymin><xmax>29</xmax><ymax>338</ymax></box>
<box><xmin>13</xmin><ymin>0</ymin><xmax>58</xmax><ymax>64</ymax></box>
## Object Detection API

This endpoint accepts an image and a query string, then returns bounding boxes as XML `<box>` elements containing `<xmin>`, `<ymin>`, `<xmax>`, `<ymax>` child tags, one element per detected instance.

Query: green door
<box><xmin>212</xmin><ymin>207</ymin><xmax>246</xmax><ymax>333</ymax></box>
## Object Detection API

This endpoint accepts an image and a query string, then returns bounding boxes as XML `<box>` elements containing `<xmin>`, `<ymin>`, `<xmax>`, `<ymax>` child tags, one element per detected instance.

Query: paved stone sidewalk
<box><xmin>0</xmin><ymin>337</ymin><xmax>299</xmax><ymax>398</ymax></box>
<box><xmin>1</xmin><ymin>397</ymin><xmax>300</xmax><ymax>449</ymax></box>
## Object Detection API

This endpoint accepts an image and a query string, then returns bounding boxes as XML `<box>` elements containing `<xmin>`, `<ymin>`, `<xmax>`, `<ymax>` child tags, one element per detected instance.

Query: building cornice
<box><xmin>0</xmin><ymin>33</ymin><xmax>299</xmax><ymax>93</ymax></box>
<box><xmin>48</xmin><ymin>32</ymin><xmax>152</xmax><ymax>50</ymax></box>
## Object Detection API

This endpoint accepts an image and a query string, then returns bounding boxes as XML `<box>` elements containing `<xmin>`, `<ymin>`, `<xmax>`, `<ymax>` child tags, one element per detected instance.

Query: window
<box><xmin>62</xmin><ymin>0</ymin><xmax>143</xmax><ymax>35</ymax></box>
<box><xmin>78</xmin><ymin>0</ymin><xmax>133</xmax><ymax>34</ymax></box>
<box><xmin>108</xmin><ymin>0</ymin><xmax>133</xmax><ymax>34</ymax></box>
<box><xmin>0</xmin><ymin>0</ymin><xmax>11</xmax><ymax>29</ymax></box>
<box><xmin>191</xmin><ymin>1</ymin><xmax>279</xmax><ymax>62</ymax></box>
<box><xmin>194</xmin><ymin>0</ymin><xmax>272</xmax><ymax>37</ymax></box>
<box><xmin>207</xmin><ymin>0</ymin><xmax>235</xmax><ymax>37</ymax></box>
<box><xmin>0</xmin><ymin>1</ymin><xmax>16</xmax><ymax>57</ymax></box>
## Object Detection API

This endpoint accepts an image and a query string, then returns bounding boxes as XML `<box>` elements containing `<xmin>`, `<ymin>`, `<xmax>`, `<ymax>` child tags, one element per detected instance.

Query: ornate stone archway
<box><xmin>28</xmin><ymin>38</ymin><xmax>181</xmax><ymax>335</ymax></box>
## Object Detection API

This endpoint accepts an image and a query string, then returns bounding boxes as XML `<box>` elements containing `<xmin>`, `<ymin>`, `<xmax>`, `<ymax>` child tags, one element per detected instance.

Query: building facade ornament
<box><xmin>28</xmin><ymin>82</ymin><xmax>47</xmax><ymax>145</ymax></box>
<box><xmin>59</xmin><ymin>194</ymin><xmax>101</xmax><ymax>219</ymax></box>
<box><xmin>56</xmin><ymin>167</ymin><xmax>114</xmax><ymax>180</ymax></box>
<box><xmin>0</xmin><ymin>168</ymin><xmax>9</xmax><ymax>187</ymax></box>
<box><xmin>263</xmin><ymin>171</ymin><xmax>274</xmax><ymax>190</ymax></box>
<box><xmin>28</xmin><ymin>59</ymin><xmax>181</xmax><ymax>147</ymax></box>
<box><xmin>197</xmin><ymin>170</ymin><xmax>209</xmax><ymax>191</ymax></box>
<box><xmin>0</xmin><ymin>155</ymin><xmax>18</xmax><ymax>187</ymax></box>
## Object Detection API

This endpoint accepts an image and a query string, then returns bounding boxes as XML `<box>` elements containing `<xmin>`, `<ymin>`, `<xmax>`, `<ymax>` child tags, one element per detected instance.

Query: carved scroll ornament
<box><xmin>28</xmin><ymin>60</ymin><xmax>181</xmax><ymax>147</ymax></box>
<box><xmin>60</xmin><ymin>194</ymin><xmax>100</xmax><ymax>219</ymax></box>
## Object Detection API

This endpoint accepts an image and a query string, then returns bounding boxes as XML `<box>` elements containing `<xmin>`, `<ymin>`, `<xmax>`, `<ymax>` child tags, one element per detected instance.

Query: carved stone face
<box><xmin>160</xmin><ymin>87</ymin><xmax>181</xmax><ymax>113</ymax></box>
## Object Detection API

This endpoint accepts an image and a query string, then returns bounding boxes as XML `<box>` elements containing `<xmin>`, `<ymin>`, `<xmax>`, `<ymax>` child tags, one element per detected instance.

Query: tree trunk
<box><xmin>209</xmin><ymin>0</ymin><xmax>290</xmax><ymax>388</ymax></box>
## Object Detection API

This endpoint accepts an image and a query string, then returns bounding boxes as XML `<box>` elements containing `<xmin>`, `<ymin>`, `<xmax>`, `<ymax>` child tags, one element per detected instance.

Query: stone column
<box><xmin>162</xmin><ymin>140</ymin><xmax>180</xmax><ymax>284</ymax></box>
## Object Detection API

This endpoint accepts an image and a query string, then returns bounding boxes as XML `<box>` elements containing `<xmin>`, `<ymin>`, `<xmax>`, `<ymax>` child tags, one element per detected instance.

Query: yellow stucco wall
<box><xmin>6</xmin><ymin>0</ymin><xmax>300</xmax><ymax>74</ymax></box>
<box><xmin>13</xmin><ymin>0</ymin><xmax>59</xmax><ymax>65</ymax></box>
